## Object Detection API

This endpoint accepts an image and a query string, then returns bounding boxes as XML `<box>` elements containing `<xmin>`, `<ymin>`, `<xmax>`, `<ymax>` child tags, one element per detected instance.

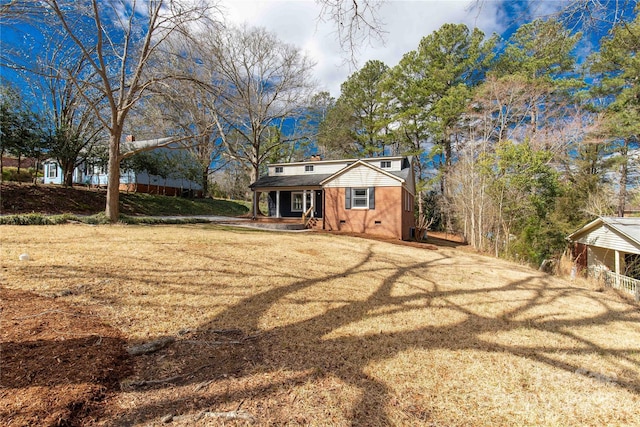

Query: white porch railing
<box><xmin>593</xmin><ymin>267</ymin><xmax>640</xmax><ymax>301</ymax></box>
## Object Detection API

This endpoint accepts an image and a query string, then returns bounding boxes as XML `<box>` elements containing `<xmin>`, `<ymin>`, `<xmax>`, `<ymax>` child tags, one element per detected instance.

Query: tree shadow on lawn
<box><xmin>4</xmin><ymin>242</ymin><xmax>640</xmax><ymax>425</ymax></box>
<box><xmin>102</xmin><ymin>247</ymin><xmax>640</xmax><ymax>425</ymax></box>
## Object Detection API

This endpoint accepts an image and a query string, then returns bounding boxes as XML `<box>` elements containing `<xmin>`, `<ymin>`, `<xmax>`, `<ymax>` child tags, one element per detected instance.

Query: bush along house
<box><xmin>250</xmin><ymin>156</ymin><xmax>416</xmax><ymax>240</ymax></box>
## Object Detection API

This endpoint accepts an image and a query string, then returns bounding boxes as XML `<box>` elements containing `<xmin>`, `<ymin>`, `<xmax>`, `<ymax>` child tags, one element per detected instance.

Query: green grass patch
<box><xmin>2</xmin><ymin>167</ymin><xmax>37</xmax><ymax>183</ymax></box>
<box><xmin>119</xmin><ymin>193</ymin><xmax>249</xmax><ymax>217</ymax></box>
<box><xmin>0</xmin><ymin>212</ymin><xmax>228</xmax><ymax>226</ymax></box>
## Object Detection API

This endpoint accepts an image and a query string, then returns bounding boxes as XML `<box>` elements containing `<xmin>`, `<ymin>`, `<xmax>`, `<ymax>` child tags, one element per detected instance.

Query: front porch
<box><xmin>251</xmin><ymin>187</ymin><xmax>324</xmax><ymax>229</ymax></box>
<box><xmin>247</xmin><ymin>215</ymin><xmax>324</xmax><ymax>231</ymax></box>
<box><xmin>593</xmin><ymin>266</ymin><xmax>640</xmax><ymax>301</ymax></box>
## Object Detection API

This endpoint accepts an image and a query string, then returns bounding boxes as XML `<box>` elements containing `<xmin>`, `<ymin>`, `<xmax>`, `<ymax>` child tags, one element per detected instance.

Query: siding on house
<box><xmin>322</xmin><ymin>166</ymin><xmax>402</xmax><ymax>188</ymax></box>
<box><xmin>41</xmin><ymin>159</ymin><xmax>202</xmax><ymax>195</ymax></box>
<box><xmin>268</xmin><ymin>156</ymin><xmax>407</xmax><ymax>177</ymax></box>
<box><xmin>574</xmin><ymin>225</ymin><xmax>640</xmax><ymax>255</ymax></box>
<box><xmin>271</xmin><ymin>163</ymin><xmax>345</xmax><ymax>176</ymax></box>
<box><xmin>568</xmin><ymin>217</ymin><xmax>640</xmax><ymax>279</ymax></box>
<box><xmin>588</xmin><ymin>246</ymin><xmax>616</xmax><ymax>271</ymax></box>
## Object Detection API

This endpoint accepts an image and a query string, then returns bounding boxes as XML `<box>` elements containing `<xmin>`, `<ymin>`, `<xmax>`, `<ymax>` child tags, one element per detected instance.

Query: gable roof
<box><xmin>568</xmin><ymin>217</ymin><xmax>640</xmax><ymax>248</ymax></box>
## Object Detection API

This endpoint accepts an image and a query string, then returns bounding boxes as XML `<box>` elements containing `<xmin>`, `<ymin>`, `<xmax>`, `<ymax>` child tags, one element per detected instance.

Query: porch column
<box><xmin>615</xmin><ymin>250</ymin><xmax>621</xmax><ymax>287</ymax></box>
<box><xmin>310</xmin><ymin>190</ymin><xmax>314</xmax><ymax>218</ymax></box>
<box><xmin>302</xmin><ymin>190</ymin><xmax>307</xmax><ymax>214</ymax></box>
<box><xmin>276</xmin><ymin>191</ymin><xmax>281</xmax><ymax>218</ymax></box>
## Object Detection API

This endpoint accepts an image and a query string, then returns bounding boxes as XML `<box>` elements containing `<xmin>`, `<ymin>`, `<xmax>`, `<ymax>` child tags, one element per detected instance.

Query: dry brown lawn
<box><xmin>1</xmin><ymin>224</ymin><xmax>639</xmax><ymax>426</ymax></box>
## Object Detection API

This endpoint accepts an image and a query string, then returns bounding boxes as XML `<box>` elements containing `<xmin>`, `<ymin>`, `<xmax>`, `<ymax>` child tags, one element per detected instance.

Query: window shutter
<box><xmin>369</xmin><ymin>187</ymin><xmax>375</xmax><ymax>210</ymax></box>
<box><xmin>345</xmin><ymin>187</ymin><xmax>351</xmax><ymax>209</ymax></box>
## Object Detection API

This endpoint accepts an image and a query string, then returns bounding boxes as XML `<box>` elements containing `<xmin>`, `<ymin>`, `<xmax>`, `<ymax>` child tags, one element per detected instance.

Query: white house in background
<box><xmin>42</xmin><ymin>136</ymin><xmax>203</xmax><ymax>197</ymax></box>
<box><xmin>568</xmin><ymin>217</ymin><xmax>640</xmax><ymax>299</ymax></box>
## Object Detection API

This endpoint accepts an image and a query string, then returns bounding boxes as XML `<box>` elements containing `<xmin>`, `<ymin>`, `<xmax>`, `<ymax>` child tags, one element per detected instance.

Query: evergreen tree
<box><xmin>319</xmin><ymin>60</ymin><xmax>391</xmax><ymax>157</ymax></box>
<box><xmin>590</xmin><ymin>10</ymin><xmax>640</xmax><ymax>216</ymax></box>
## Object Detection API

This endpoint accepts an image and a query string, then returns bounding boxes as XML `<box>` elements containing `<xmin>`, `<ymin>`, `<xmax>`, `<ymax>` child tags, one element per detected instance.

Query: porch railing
<box><xmin>593</xmin><ymin>267</ymin><xmax>640</xmax><ymax>301</ymax></box>
<box><xmin>302</xmin><ymin>205</ymin><xmax>314</xmax><ymax>227</ymax></box>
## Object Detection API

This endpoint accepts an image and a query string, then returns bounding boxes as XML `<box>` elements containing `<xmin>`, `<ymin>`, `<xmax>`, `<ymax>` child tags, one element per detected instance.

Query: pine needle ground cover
<box><xmin>1</xmin><ymin>224</ymin><xmax>639</xmax><ymax>426</ymax></box>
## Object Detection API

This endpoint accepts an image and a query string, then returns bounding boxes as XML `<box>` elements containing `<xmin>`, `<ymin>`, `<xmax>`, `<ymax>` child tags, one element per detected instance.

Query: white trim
<box><xmin>47</xmin><ymin>163</ymin><xmax>58</xmax><ymax>178</ymax></box>
<box><xmin>352</xmin><ymin>188</ymin><xmax>369</xmax><ymax>209</ymax></box>
<box><xmin>291</xmin><ymin>192</ymin><xmax>304</xmax><ymax>212</ymax></box>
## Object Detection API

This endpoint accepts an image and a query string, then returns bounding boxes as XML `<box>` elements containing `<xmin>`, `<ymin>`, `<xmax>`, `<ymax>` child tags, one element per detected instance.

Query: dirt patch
<box><xmin>0</xmin><ymin>288</ymin><xmax>131</xmax><ymax>426</ymax></box>
<box><xmin>1</xmin><ymin>183</ymin><xmax>107</xmax><ymax>215</ymax></box>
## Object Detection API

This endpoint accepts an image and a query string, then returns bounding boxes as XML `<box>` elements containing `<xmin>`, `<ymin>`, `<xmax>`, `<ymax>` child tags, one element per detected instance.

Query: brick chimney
<box><xmin>125</xmin><ymin>135</ymin><xmax>135</xmax><ymax>142</ymax></box>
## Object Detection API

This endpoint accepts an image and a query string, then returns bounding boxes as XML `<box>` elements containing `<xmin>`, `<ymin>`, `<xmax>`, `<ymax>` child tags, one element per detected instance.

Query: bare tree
<box><xmin>316</xmin><ymin>0</ymin><xmax>387</xmax><ymax>64</ymax></box>
<box><xmin>196</xmin><ymin>24</ymin><xmax>316</xmax><ymax>216</ymax></box>
<box><xmin>134</xmin><ymin>32</ymin><xmax>228</xmax><ymax>197</ymax></box>
<box><xmin>36</xmin><ymin>50</ymin><xmax>105</xmax><ymax>187</ymax></box>
<box><xmin>5</xmin><ymin>0</ymin><xmax>220</xmax><ymax>221</ymax></box>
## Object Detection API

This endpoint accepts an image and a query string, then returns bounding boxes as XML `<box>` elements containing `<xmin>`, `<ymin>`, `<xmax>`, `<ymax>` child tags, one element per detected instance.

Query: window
<box><xmin>380</xmin><ymin>160</ymin><xmax>391</xmax><ymax>169</ymax></box>
<box><xmin>47</xmin><ymin>164</ymin><xmax>58</xmax><ymax>178</ymax></box>
<box><xmin>292</xmin><ymin>193</ymin><xmax>303</xmax><ymax>211</ymax></box>
<box><xmin>352</xmin><ymin>188</ymin><xmax>368</xmax><ymax>208</ymax></box>
<box><xmin>405</xmin><ymin>191</ymin><xmax>413</xmax><ymax>212</ymax></box>
<box><xmin>346</xmin><ymin>187</ymin><xmax>374</xmax><ymax>210</ymax></box>
<box><xmin>274</xmin><ymin>166</ymin><xmax>283</xmax><ymax>174</ymax></box>
<box><xmin>291</xmin><ymin>192</ymin><xmax>312</xmax><ymax>212</ymax></box>
<box><xmin>305</xmin><ymin>165</ymin><xmax>314</xmax><ymax>172</ymax></box>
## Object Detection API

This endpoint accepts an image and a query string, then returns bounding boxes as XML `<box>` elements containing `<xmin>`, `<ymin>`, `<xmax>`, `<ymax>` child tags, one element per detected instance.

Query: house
<box><xmin>42</xmin><ymin>136</ymin><xmax>203</xmax><ymax>197</ymax></box>
<box><xmin>250</xmin><ymin>156</ymin><xmax>416</xmax><ymax>240</ymax></box>
<box><xmin>42</xmin><ymin>158</ymin><xmax>202</xmax><ymax>197</ymax></box>
<box><xmin>568</xmin><ymin>217</ymin><xmax>640</xmax><ymax>299</ymax></box>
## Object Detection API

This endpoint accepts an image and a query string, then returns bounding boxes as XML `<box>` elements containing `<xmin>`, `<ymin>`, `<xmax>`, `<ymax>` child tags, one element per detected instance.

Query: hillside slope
<box><xmin>0</xmin><ymin>183</ymin><xmax>249</xmax><ymax>216</ymax></box>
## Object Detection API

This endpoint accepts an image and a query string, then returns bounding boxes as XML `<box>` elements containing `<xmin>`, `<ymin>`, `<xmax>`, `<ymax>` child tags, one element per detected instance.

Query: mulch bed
<box><xmin>0</xmin><ymin>288</ymin><xmax>131</xmax><ymax>426</ymax></box>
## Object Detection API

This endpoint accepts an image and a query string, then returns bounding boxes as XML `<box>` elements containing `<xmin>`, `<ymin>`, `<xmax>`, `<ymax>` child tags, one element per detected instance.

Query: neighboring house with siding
<box><xmin>568</xmin><ymin>217</ymin><xmax>640</xmax><ymax>285</ymax></box>
<box><xmin>41</xmin><ymin>136</ymin><xmax>203</xmax><ymax>197</ymax></box>
<box><xmin>250</xmin><ymin>156</ymin><xmax>416</xmax><ymax>240</ymax></box>
<box><xmin>42</xmin><ymin>158</ymin><xmax>203</xmax><ymax>197</ymax></box>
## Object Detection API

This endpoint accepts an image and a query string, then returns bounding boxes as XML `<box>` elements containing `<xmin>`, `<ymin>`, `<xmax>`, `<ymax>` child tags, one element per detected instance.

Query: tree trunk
<box><xmin>105</xmin><ymin>134</ymin><xmax>121</xmax><ymax>222</ymax></box>
<box><xmin>63</xmin><ymin>160</ymin><xmax>75</xmax><ymax>187</ymax></box>
<box><xmin>617</xmin><ymin>138</ymin><xmax>629</xmax><ymax>218</ymax></box>
<box><xmin>250</xmin><ymin>164</ymin><xmax>260</xmax><ymax>218</ymax></box>
<box><xmin>201</xmin><ymin>167</ymin><xmax>209</xmax><ymax>197</ymax></box>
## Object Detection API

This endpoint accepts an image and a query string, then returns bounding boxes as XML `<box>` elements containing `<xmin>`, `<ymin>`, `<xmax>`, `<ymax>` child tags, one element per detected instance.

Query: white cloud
<box><xmin>220</xmin><ymin>0</ymin><xmax>504</xmax><ymax>97</ymax></box>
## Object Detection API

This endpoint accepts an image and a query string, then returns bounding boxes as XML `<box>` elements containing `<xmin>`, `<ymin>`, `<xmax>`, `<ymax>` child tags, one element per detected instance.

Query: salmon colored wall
<box><xmin>401</xmin><ymin>189</ymin><xmax>416</xmax><ymax>240</ymax></box>
<box><xmin>324</xmin><ymin>187</ymin><xmax>408</xmax><ymax>240</ymax></box>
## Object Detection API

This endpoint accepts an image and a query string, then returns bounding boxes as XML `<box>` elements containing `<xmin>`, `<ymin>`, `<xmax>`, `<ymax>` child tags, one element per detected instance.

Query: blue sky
<box><xmin>2</xmin><ymin>1</ymin><xmax>634</xmax><ymax>101</ymax></box>
<box><xmin>220</xmin><ymin>0</ymin><xmax>567</xmax><ymax>96</ymax></box>
<box><xmin>221</xmin><ymin>0</ymin><xmax>637</xmax><ymax>97</ymax></box>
